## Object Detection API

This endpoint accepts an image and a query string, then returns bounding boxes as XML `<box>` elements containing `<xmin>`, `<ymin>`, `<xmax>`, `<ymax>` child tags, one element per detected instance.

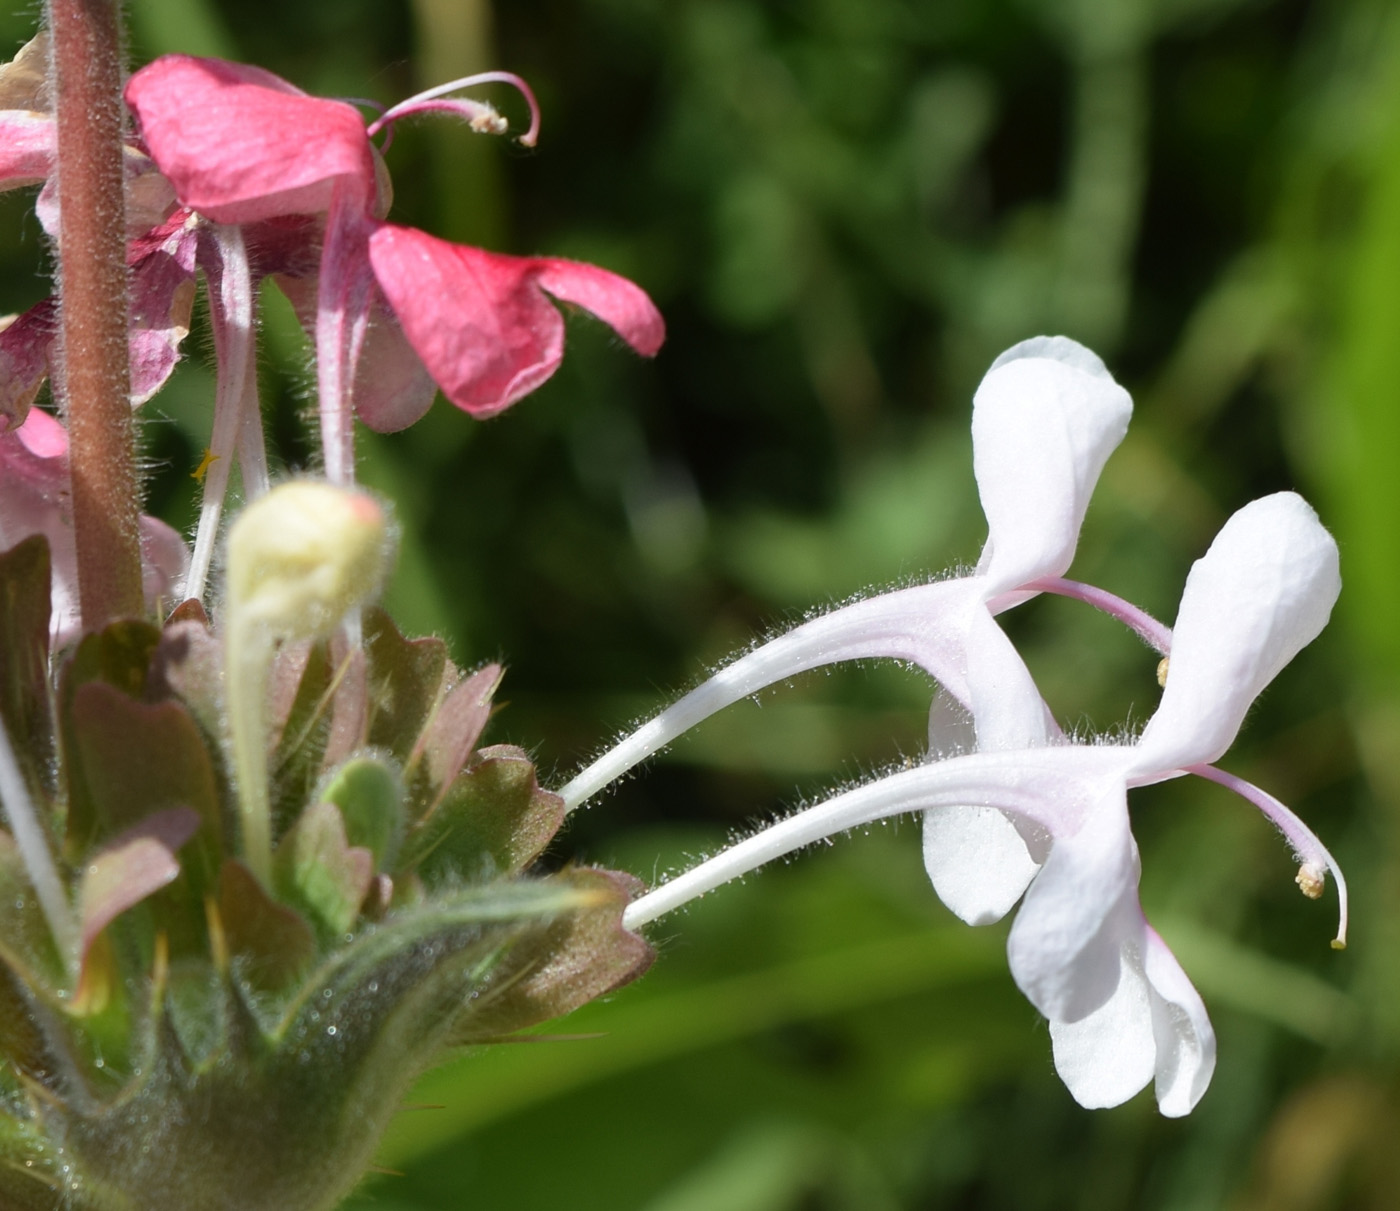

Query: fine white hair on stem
<box><xmin>0</xmin><ymin>714</ymin><xmax>76</xmax><ymax>974</ymax></box>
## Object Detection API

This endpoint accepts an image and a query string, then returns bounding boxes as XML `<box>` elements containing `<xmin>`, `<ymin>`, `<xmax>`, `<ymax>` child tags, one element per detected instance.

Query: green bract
<box><xmin>0</xmin><ymin>534</ymin><xmax>651</xmax><ymax>1211</ymax></box>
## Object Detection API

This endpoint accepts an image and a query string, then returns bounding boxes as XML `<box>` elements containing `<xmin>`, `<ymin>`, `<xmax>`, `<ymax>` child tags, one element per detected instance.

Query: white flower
<box><xmin>623</xmin><ymin>492</ymin><xmax>1347</xmax><ymax>1117</ymax></box>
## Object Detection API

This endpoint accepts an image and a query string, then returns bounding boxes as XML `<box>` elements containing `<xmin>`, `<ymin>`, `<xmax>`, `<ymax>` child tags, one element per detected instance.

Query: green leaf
<box><xmin>318</xmin><ymin>754</ymin><xmax>404</xmax><ymax>870</ymax></box>
<box><xmin>274</xmin><ymin>802</ymin><xmax>373</xmax><ymax>941</ymax></box>
<box><xmin>402</xmin><ymin>745</ymin><xmax>565</xmax><ymax>882</ymax></box>
<box><xmin>364</xmin><ymin>609</ymin><xmax>450</xmax><ymax>759</ymax></box>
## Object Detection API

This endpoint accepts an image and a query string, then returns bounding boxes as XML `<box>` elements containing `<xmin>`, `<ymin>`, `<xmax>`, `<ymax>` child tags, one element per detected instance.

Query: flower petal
<box><xmin>1049</xmin><ymin>937</ymin><xmax>1156</xmax><ymax>1109</ymax></box>
<box><xmin>923</xmin><ymin>806</ymin><xmax>1040</xmax><ymax>925</ymax></box>
<box><xmin>126</xmin><ymin>55</ymin><xmax>376</xmax><ymax>223</ymax></box>
<box><xmin>128</xmin><ymin>213</ymin><xmax>199</xmax><ymax>405</ymax></box>
<box><xmin>1047</xmin><ymin>917</ymin><xmax>1213</xmax><ymax>1114</ymax></box>
<box><xmin>1143</xmin><ymin>925</ymin><xmax>1216</xmax><ymax>1116</ymax></box>
<box><xmin>346</xmin><ymin>285</ymin><xmax>439</xmax><ymax>433</ymax></box>
<box><xmin>1133</xmin><ymin>492</ymin><xmax>1340</xmax><ymax>775</ymax></box>
<box><xmin>1006</xmin><ymin>784</ymin><xmax>1139</xmax><ymax>1021</ymax></box>
<box><xmin>0</xmin><ymin>299</ymin><xmax>56</xmax><ymax>431</ymax></box>
<box><xmin>973</xmin><ymin>336</ymin><xmax>1132</xmax><ymax>594</ymax></box>
<box><xmin>0</xmin><ymin>110</ymin><xmax>53</xmax><ymax>190</ymax></box>
<box><xmin>368</xmin><ymin>224</ymin><xmax>663</xmax><ymax>418</ymax></box>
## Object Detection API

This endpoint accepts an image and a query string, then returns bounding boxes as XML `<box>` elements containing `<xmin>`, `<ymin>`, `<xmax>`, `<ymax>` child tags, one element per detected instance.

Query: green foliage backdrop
<box><xmin>4</xmin><ymin>0</ymin><xmax>1398</xmax><ymax>1206</ymax></box>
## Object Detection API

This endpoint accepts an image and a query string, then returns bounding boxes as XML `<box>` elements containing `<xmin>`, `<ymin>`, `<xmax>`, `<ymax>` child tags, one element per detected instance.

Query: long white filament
<box><xmin>185</xmin><ymin>223</ymin><xmax>253</xmax><ymax>601</ymax></box>
<box><xmin>0</xmin><ymin>714</ymin><xmax>76</xmax><ymax>974</ymax></box>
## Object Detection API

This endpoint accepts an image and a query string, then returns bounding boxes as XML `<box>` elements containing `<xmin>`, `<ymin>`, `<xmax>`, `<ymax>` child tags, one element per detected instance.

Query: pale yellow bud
<box><xmin>227</xmin><ymin>481</ymin><xmax>391</xmax><ymax>641</ymax></box>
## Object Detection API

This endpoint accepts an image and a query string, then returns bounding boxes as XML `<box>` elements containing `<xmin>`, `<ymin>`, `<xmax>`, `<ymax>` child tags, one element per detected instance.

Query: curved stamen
<box><xmin>367</xmin><ymin>71</ymin><xmax>541</xmax><ymax>146</ymax></box>
<box><xmin>1190</xmin><ymin>763</ymin><xmax>1348</xmax><ymax>949</ymax></box>
<box><xmin>0</xmin><ymin>713</ymin><xmax>77</xmax><ymax>974</ymax></box>
<box><xmin>1013</xmin><ymin>576</ymin><xmax>1174</xmax><ymax>655</ymax></box>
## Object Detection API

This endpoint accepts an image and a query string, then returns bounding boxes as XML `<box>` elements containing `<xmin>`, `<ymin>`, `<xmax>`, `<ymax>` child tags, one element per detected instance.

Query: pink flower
<box><xmin>125</xmin><ymin>55</ymin><xmax>665</xmax><ymax>481</ymax></box>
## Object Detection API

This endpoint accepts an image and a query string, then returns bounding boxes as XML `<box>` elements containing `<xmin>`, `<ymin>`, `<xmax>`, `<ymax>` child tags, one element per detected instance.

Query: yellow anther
<box><xmin>191</xmin><ymin>448</ymin><xmax>218</xmax><ymax>483</ymax></box>
<box><xmin>1156</xmin><ymin>657</ymin><xmax>1169</xmax><ymax>688</ymax></box>
<box><xmin>1295</xmin><ymin>861</ymin><xmax>1325</xmax><ymax>900</ymax></box>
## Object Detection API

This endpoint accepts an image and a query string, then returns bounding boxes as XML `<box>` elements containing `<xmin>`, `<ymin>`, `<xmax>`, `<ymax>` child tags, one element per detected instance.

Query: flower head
<box><xmin>620</xmin><ymin>491</ymin><xmax>1345</xmax><ymax>1116</ymax></box>
<box><xmin>124</xmin><ymin>55</ymin><xmax>665</xmax><ymax>481</ymax></box>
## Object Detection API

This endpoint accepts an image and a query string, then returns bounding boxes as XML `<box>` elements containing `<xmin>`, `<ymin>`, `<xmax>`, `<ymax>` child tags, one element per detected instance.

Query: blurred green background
<box><xmin>5</xmin><ymin>0</ymin><xmax>1399</xmax><ymax>1205</ymax></box>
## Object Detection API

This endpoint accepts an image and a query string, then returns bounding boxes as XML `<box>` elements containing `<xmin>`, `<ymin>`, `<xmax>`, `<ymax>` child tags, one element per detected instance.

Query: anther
<box><xmin>1295</xmin><ymin>860</ymin><xmax>1325</xmax><ymax>900</ymax></box>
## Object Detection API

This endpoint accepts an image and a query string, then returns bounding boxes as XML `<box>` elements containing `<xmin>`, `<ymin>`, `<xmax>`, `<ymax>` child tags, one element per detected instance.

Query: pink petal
<box><xmin>77</xmin><ymin>807</ymin><xmax>201</xmax><ymax>962</ymax></box>
<box><xmin>0</xmin><ymin>299</ymin><xmax>57</xmax><ymax>431</ymax></box>
<box><xmin>125</xmin><ymin>55</ymin><xmax>376</xmax><ymax>223</ymax></box>
<box><xmin>128</xmin><ymin>213</ymin><xmax>200</xmax><ymax>405</ymax></box>
<box><xmin>368</xmin><ymin>223</ymin><xmax>663</xmax><ymax>418</ymax></box>
<box><xmin>0</xmin><ymin>410</ymin><xmax>190</xmax><ymax>644</ymax></box>
<box><xmin>0</xmin><ymin>110</ymin><xmax>53</xmax><ymax>190</ymax></box>
<box><xmin>271</xmin><ymin>261</ymin><xmax>438</xmax><ymax>434</ymax></box>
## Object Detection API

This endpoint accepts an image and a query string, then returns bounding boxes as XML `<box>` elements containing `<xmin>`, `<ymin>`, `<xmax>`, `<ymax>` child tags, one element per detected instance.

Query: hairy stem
<box><xmin>47</xmin><ymin>0</ymin><xmax>145</xmax><ymax>627</ymax></box>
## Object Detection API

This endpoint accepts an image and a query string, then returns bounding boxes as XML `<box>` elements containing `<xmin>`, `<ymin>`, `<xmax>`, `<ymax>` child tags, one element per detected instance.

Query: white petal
<box><xmin>965</xmin><ymin>606</ymin><xmax>1056</xmax><ymax>751</ymax></box>
<box><xmin>972</xmin><ymin>337</ymin><xmax>1132</xmax><ymax>595</ymax></box>
<box><xmin>1143</xmin><ymin>925</ymin><xmax>1216</xmax><ymax>1116</ymax></box>
<box><xmin>1049</xmin><ymin>941</ymin><xmax>1156</xmax><ymax>1109</ymax></box>
<box><xmin>1007</xmin><ymin>787</ymin><xmax>1139</xmax><ymax>1021</ymax></box>
<box><xmin>1134</xmin><ymin>493</ymin><xmax>1340</xmax><ymax>775</ymax></box>
<box><xmin>923</xmin><ymin>805</ymin><xmax>1040</xmax><ymax>925</ymax></box>
<box><xmin>919</xmin><ymin>617</ymin><xmax>1052</xmax><ymax>926</ymax></box>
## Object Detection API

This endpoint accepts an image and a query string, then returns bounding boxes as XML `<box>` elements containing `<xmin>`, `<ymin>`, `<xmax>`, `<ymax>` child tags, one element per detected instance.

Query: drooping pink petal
<box><xmin>1133</xmin><ymin>492</ymin><xmax>1340</xmax><ymax>775</ymax></box>
<box><xmin>77</xmin><ymin>807</ymin><xmax>201</xmax><ymax>964</ymax></box>
<box><xmin>128</xmin><ymin>211</ymin><xmax>200</xmax><ymax>405</ymax></box>
<box><xmin>35</xmin><ymin>146</ymin><xmax>178</xmax><ymax>239</ymax></box>
<box><xmin>351</xmin><ymin>287</ymin><xmax>441</xmax><ymax>432</ymax></box>
<box><xmin>367</xmin><ymin>223</ymin><xmax>663</xmax><ymax>418</ymax></box>
<box><xmin>0</xmin><ymin>299</ymin><xmax>57</xmax><ymax>431</ymax></box>
<box><xmin>125</xmin><ymin>55</ymin><xmax>377</xmax><ymax>223</ymax></box>
<box><xmin>972</xmin><ymin>337</ymin><xmax>1132</xmax><ymax>596</ymax></box>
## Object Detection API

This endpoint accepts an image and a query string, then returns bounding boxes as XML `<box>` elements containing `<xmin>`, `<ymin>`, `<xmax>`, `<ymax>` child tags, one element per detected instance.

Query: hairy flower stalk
<box><xmin>46</xmin><ymin>0</ymin><xmax>145</xmax><ymax>627</ymax></box>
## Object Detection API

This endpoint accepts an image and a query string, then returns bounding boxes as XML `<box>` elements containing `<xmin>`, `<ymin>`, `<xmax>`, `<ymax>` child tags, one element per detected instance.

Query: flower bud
<box><xmin>226</xmin><ymin>481</ymin><xmax>391</xmax><ymax>640</ymax></box>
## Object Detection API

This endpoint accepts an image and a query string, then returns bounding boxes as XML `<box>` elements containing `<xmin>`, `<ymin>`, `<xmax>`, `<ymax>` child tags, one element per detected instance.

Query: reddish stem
<box><xmin>48</xmin><ymin>0</ymin><xmax>145</xmax><ymax>627</ymax></box>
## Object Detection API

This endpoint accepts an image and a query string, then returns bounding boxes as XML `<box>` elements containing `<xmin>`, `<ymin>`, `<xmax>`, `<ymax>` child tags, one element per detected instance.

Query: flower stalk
<box><xmin>46</xmin><ymin>0</ymin><xmax>145</xmax><ymax>627</ymax></box>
